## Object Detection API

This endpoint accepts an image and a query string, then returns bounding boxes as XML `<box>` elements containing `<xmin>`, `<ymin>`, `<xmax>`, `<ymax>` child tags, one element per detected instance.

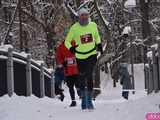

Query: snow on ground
<box><xmin>131</xmin><ymin>64</ymin><xmax>145</xmax><ymax>90</ymax></box>
<box><xmin>100</xmin><ymin>64</ymin><xmax>146</xmax><ymax>101</ymax></box>
<box><xmin>0</xmin><ymin>64</ymin><xmax>159</xmax><ymax>120</ymax></box>
<box><xmin>0</xmin><ymin>93</ymin><xmax>159</xmax><ymax>120</ymax></box>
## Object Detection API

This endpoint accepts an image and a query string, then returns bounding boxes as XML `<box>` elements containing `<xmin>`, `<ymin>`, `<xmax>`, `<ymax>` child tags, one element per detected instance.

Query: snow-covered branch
<box><xmin>2</xmin><ymin>0</ymin><xmax>19</xmax><ymax>45</ymax></box>
<box><xmin>21</xmin><ymin>9</ymin><xmax>46</xmax><ymax>30</ymax></box>
<box><xmin>77</xmin><ymin>0</ymin><xmax>93</xmax><ymax>10</ymax></box>
<box><xmin>93</xmin><ymin>0</ymin><xmax>110</xmax><ymax>32</ymax></box>
<box><xmin>121</xmin><ymin>19</ymin><xmax>141</xmax><ymax>30</ymax></box>
<box><xmin>123</xmin><ymin>8</ymin><xmax>160</xmax><ymax>33</ymax></box>
<box><xmin>64</xmin><ymin>0</ymin><xmax>78</xmax><ymax>17</ymax></box>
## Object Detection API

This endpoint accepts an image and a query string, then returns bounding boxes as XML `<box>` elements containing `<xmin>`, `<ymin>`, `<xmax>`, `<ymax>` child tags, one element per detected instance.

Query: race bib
<box><xmin>80</xmin><ymin>34</ymin><xmax>93</xmax><ymax>44</ymax></box>
<box><xmin>66</xmin><ymin>58</ymin><xmax>76</xmax><ymax>65</ymax></box>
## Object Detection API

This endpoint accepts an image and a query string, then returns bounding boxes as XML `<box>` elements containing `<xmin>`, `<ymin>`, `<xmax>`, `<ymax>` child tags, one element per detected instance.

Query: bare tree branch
<box><xmin>64</xmin><ymin>0</ymin><xmax>78</xmax><ymax>17</ymax></box>
<box><xmin>21</xmin><ymin>9</ymin><xmax>46</xmax><ymax>30</ymax></box>
<box><xmin>93</xmin><ymin>0</ymin><xmax>110</xmax><ymax>32</ymax></box>
<box><xmin>1</xmin><ymin>0</ymin><xmax>19</xmax><ymax>45</ymax></box>
<box><xmin>123</xmin><ymin>8</ymin><xmax>160</xmax><ymax>33</ymax></box>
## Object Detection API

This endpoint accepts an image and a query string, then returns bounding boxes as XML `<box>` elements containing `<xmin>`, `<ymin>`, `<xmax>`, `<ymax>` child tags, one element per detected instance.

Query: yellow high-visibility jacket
<box><xmin>65</xmin><ymin>22</ymin><xmax>101</xmax><ymax>59</ymax></box>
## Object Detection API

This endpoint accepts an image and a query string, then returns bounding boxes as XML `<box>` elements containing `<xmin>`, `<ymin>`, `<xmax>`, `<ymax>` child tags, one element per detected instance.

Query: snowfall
<box><xmin>0</xmin><ymin>64</ymin><xmax>160</xmax><ymax>120</ymax></box>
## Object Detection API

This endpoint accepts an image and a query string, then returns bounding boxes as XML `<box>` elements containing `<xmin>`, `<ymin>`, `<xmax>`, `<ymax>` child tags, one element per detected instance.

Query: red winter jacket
<box><xmin>55</xmin><ymin>41</ymin><xmax>79</xmax><ymax>76</ymax></box>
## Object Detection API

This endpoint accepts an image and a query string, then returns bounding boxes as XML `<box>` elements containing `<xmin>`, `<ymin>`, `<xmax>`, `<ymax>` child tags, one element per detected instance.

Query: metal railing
<box><xmin>0</xmin><ymin>47</ymin><xmax>55</xmax><ymax>98</ymax></box>
<box><xmin>144</xmin><ymin>42</ymin><xmax>160</xmax><ymax>94</ymax></box>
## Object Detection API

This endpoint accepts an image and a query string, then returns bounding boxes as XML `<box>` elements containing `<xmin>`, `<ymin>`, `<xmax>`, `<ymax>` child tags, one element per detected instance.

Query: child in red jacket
<box><xmin>56</xmin><ymin>40</ymin><xmax>80</xmax><ymax>107</ymax></box>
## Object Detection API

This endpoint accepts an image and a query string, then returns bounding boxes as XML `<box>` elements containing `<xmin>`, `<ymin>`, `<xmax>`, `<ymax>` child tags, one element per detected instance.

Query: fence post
<box><xmin>26</xmin><ymin>54</ymin><xmax>32</xmax><ymax>96</ymax></box>
<box><xmin>50</xmin><ymin>70</ymin><xmax>55</xmax><ymax>98</ymax></box>
<box><xmin>148</xmin><ymin>59</ymin><xmax>154</xmax><ymax>94</ymax></box>
<box><xmin>40</xmin><ymin>62</ymin><xmax>45</xmax><ymax>98</ymax></box>
<box><xmin>104</xmin><ymin>62</ymin><xmax>109</xmax><ymax>74</ymax></box>
<box><xmin>157</xmin><ymin>41</ymin><xmax>160</xmax><ymax>91</ymax></box>
<box><xmin>94</xmin><ymin>63</ymin><xmax>101</xmax><ymax>89</ymax></box>
<box><xmin>152</xmin><ymin>47</ymin><xmax>159</xmax><ymax>92</ymax></box>
<box><xmin>7</xmin><ymin>47</ymin><xmax>14</xmax><ymax>97</ymax></box>
<box><xmin>144</xmin><ymin>65</ymin><xmax>149</xmax><ymax>91</ymax></box>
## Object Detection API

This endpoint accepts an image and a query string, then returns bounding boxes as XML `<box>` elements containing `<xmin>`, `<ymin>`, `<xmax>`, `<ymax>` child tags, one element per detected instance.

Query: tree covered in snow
<box><xmin>0</xmin><ymin>0</ymin><xmax>160</xmax><ymax>69</ymax></box>
<box><xmin>0</xmin><ymin>0</ymin><xmax>72</xmax><ymax>67</ymax></box>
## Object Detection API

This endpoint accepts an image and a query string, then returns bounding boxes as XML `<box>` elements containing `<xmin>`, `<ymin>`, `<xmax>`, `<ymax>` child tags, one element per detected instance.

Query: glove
<box><xmin>120</xmin><ymin>79</ymin><xmax>123</xmax><ymax>85</ymax></box>
<box><xmin>122</xmin><ymin>34</ymin><xmax>129</xmax><ymax>38</ymax></box>
<box><xmin>70</xmin><ymin>46</ymin><xmax>76</xmax><ymax>54</ymax></box>
<box><xmin>63</xmin><ymin>61</ymin><xmax>67</xmax><ymax>68</ymax></box>
<box><xmin>97</xmin><ymin>44</ymin><xmax>103</xmax><ymax>54</ymax></box>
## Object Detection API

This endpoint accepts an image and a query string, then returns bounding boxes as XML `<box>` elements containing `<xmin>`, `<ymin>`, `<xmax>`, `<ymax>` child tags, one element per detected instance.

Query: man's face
<box><xmin>79</xmin><ymin>14</ymin><xmax>89</xmax><ymax>20</ymax></box>
<box><xmin>79</xmin><ymin>14</ymin><xmax>89</xmax><ymax>26</ymax></box>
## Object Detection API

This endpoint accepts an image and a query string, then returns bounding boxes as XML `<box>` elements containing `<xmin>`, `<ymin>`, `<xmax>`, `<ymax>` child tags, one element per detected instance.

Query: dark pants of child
<box><xmin>66</xmin><ymin>75</ymin><xmax>80</xmax><ymax>101</ymax></box>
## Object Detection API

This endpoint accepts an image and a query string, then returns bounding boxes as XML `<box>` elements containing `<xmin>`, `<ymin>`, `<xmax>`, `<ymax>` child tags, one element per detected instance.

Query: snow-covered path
<box><xmin>0</xmin><ymin>64</ymin><xmax>159</xmax><ymax>120</ymax></box>
<box><xmin>0</xmin><ymin>92</ymin><xmax>159</xmax><ymax>120</ymax></box>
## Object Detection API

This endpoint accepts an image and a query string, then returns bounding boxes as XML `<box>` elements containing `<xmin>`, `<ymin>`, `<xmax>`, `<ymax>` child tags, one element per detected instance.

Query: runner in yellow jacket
<box><xmin>65</xmin><ymin>8</ymin><xmax>103</xmax><ymax>110</ymax></box>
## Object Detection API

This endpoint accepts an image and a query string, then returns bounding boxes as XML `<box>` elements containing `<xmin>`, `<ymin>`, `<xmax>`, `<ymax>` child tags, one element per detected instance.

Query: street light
<box><xmin>122</xmin><ymin>26</ymin><xmax>135</xmax><ymax>94</ymax></box>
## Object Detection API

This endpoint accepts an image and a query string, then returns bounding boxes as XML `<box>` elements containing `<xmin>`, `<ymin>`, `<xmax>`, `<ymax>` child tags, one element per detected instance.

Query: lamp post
<box><xmin>130</xmin><ymin>30</ymin><xmax>135</xmax><ymax>94</ymax></box>
<box><xmin>123</xmin><ymin>26</ymin><xmax>135</xmax><ymax>94</ymax></box>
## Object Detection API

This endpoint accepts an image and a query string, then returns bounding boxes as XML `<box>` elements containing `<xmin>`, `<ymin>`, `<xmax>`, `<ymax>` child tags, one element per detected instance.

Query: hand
<box><xmin>120</xmin><ymin>80</ymin><xmax>123</xmax><ymax>85</ymax></box>
<box><xmin>97</xmin><ymin>44</ymin><xmax>103</xmax><ymax>54</ymax></box>
<box><xmin>63</xmin><ymin>61</ymin><xmax>67</xmax><ymax>68</ymax></box>
<box><xmin>122</xmin><ymin>34</ymin><xmax>129</xmax><ymax>38</ymax></box>
<box><xmin>70</xmin><ymin>46</ymin><xmax>76</xmax><ymax>54</ymax></box>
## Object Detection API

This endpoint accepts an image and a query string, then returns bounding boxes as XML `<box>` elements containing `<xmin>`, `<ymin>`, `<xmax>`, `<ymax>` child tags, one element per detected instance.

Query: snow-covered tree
<box><xmin>0</xmin><ymin>0</ymin><xmax>72</xmax><ymax>67</ymax></box>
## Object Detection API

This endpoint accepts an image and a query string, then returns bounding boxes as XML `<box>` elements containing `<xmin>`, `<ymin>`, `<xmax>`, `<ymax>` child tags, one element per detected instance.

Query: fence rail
<box><xmin>0</xmin><ymin>47</ymin><xmax>55</xmax><ymax>98</ymax></box>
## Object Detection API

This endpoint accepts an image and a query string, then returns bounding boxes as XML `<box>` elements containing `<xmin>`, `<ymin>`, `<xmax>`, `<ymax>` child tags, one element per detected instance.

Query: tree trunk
<box><xmin>3</xmin><ymin>1</ymin><xmax>19</xmax><ymax>45</ymax></box>
<box><xmin>139</xmin><ymin>0</ymin><xmax>151</xmax><ymax>39</ymax></box>
<box><xmin>18</xmin><ymin>0</ymin><xmax>23</xmax><ymax>51</ymax></box>
<box><xmin>45</xmin><ymin>25</ymin><xmax>56</xmax><ymax>68</ymax></box>
<box><xmin>23</xmin><ymin>31</ymin><xmax>29</xmax><ymax>53</ymax></box>
<box><xmin>140</xmin><ymin>0</ymin><xmax>150</xmax><ymax>64</ymax></box>
<box><xmin>75</xmin><ymin>0</ymin><xmax>81</xmax><ymax>7</ymax></box>
<box><xmin>0</xmin><ymin>0</ymin><xmax>1</xmax><ymax>7</ymax></box>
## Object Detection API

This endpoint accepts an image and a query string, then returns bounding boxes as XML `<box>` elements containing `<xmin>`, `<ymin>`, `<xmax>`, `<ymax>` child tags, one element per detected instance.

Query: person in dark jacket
<box><xmin>119</xmin><ymin>63</ymin><xmax>132</xmax><ymax>100</ymax></box>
